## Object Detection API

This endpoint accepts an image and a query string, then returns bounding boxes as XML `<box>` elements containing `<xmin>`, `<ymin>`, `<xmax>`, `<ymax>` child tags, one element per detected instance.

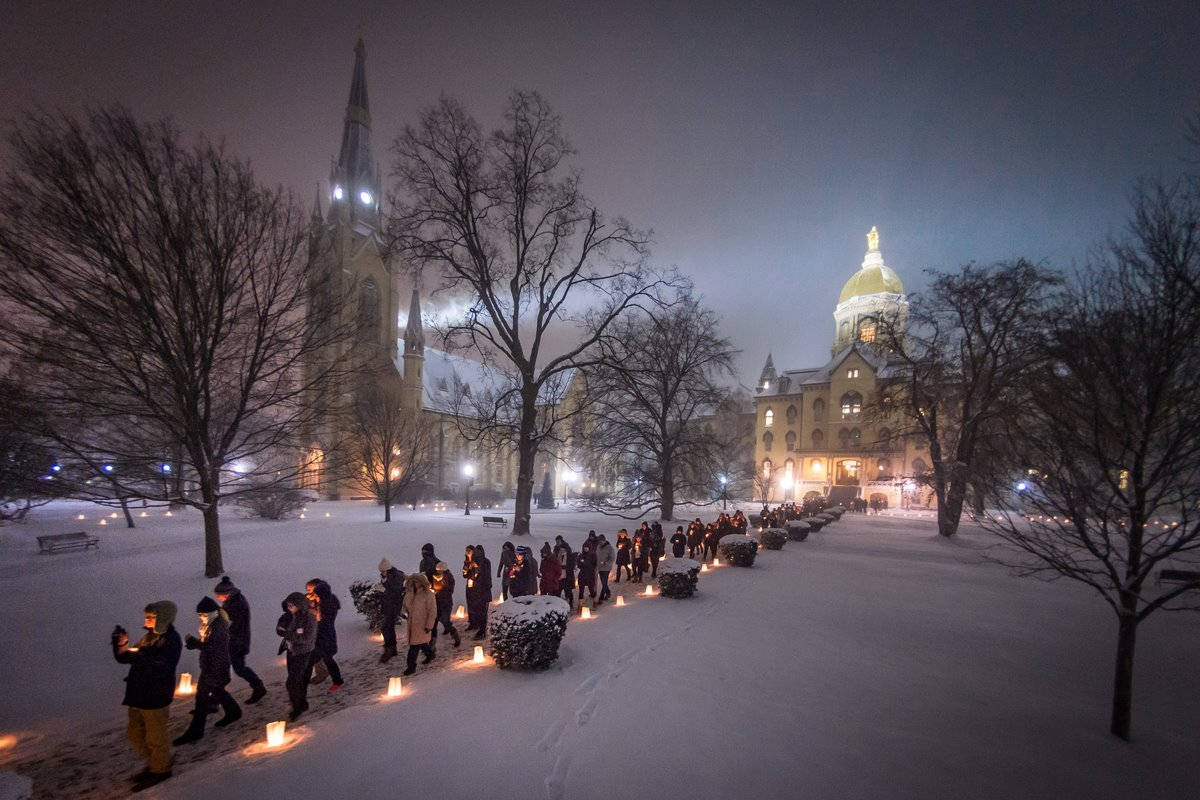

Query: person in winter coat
<box><xmin>430</xmin><ymin>562</ymin><xmax>461</xmax><ymax>647</ymax></box>
<box><xmin>576</xmin><ymin>541</ymin><xmax>598</xmax><ymax>610</ymax></box>
<box><xmin>670</xmin><ymin>526</ymin><xmax>687</xmax><ymax>558</ymax></box>
<box><xmin>511</xmin><ymin>546</ymin><xmax>538</xmax><ymax>597</ymax></box>
<box><xmin>555</xmin><ymin>539</ymin><xmax>577</xmax><ymax>606</ymax></box>
<box><xmin>649</xmin><ymin>522</ymin><xmax>666</xmax><ymax>577</ymax></box>
<box><xmin>539</xmin><ymin>542</ymin><xmax>563</xmax><ymax>595</ymax></box>
<box><xmin>687</xmin><ymin>520</ymin><xmax>703</xmax><ymax>559</ymax></box>
<box><xmin>497</xmin><ymin>541</ymin><xmax>516</xmax><ymax>600</ymax></box>
<box><xmin>281</xmin><ymin>591</ymin><xmax>317</xmax><ymax>721</ymax></box>
<box><xmin>614</xmin><ymin>530</ymin><xmax>632</xmax><ymax>582</ymax></box>
<box><xmin>702</xmin><ymin>523</ymin><xmax>719</xmax><ymax>562</ymax></box>
<box><xmin>378</xmin><ymin>559</ymin><xmax>406</xmax><ymax>663</ymax></box>
<box><xmin>595</xmin><ymin>534</ymin><xmax>615</xmax><ymax>603</ymax></box>
<box><xmin>402</xmin><ymin>572</ymin><xmax>438</xmax><ymax>675</ymax></box>
<box><xmin>112</xmin><ymin>600</ymin><xmax>181</xmax><ymax>791</ymax></box>
<box><xmin>632</xmin><ymin>527</ymin><xmax>649</xmax><ymax>582</ymax></box>
<box><xmin>306</xmin><ymin>579</ymin><xmax>344</xmax><ymax>690</ymax></box>
<box><xmin>174</xmin><ymin>597</ymin><xmax>241</xmax><ymax>745</ymax></box>
<box><xmin>467</xmin><ymin>544</ymin><xmax>493</xmax><ymax>641</ymax></box>
<box><xmin>212</xmin><ymin>576</ymin><xmax>266</xmax><ymax>704</ymax></box>
<box><xmin>461</xmin><ymin>546</ymin><xmax>478</xmax><ymax>630</ymax></box>
<box><xmin>419</xmin><ymin>543</ymin><xmax>439</xmax><ymax>580</ymax></box>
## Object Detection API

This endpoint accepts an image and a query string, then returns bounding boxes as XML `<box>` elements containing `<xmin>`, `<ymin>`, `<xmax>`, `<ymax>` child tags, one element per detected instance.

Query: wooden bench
<box><xmin>37</xmin><ymin>531</ymin><xmax>100</xmax><ymax>554</ymax></box>
<box><xmin>481</xmin><ymin>516</ymin><xmax>508</xmax><ymax>528</ymax></box>
<box><xmin>1159</xmin><ymin>569</ymin><xmax>1200</xmax><ymax>583</ymax></box>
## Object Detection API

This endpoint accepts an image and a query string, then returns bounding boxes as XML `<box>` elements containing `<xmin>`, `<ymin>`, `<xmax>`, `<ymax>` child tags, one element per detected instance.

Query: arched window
<box><xmin>811</xmin><ymin>429</ymin><xmax>824</xmax><ymax>447</ymax></box>
<box><xmin>785</xmin><ymin>431</ymin><xmax>796</xmax><ymax>451</ymax></box>
<box><xmin>813</xmin><ymin>398</ymin><xmax>826</xmax><ymax>422</ymax></box>
<box><xmin>838</xmin><ymin>427</ymin><xmax>851</xmax><ymax>447</ymax></box>
<box><xmin>840</xmin><ymin>391</ymin><xmax>862</xmax><ymax>419</ymax></box>
<box><xmin>763</xmin><ymin>431</ymin><xmax>774</xmax><ymax>452</ymax></box>
<box><xmin>357</xmin><ymin>279</ymin><xmax>381</xmax><ymax>345</ymax></box>
<box><xmin>912</xmin><ymin>457</ymin><xmax>928</xmax><ymax>476</ymax></box>
<box><xmin>764</xmin><ymin>408</ymin><xmax>774</xmax><ymax>427</ymax></box>
<box><xmin>786</xmin><ymin>404</ymin><xmax>798</xmax><ymax>424</ymax></box>
<box><xmin>878</xmin><ymin>427</ymin><xmax>891</xmax><ymax>446</ymax></box>
<box><xmin>850</xmin><ymin>427</ymin><xmax>862</xmax><ymax>448</ymax></box>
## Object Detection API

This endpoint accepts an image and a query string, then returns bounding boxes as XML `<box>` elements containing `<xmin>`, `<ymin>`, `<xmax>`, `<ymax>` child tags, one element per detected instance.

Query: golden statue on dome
<box><xmin>866</xmin><ymin>226</ymin><xmax>879</xmax><ymax>252</ymax></box>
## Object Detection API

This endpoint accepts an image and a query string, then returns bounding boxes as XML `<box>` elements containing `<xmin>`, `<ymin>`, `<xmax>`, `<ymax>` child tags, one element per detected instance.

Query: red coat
<box><xmin>539</xmin><ymin>555</ymin><xmax>563</xmax><ymax>595</ymax></box>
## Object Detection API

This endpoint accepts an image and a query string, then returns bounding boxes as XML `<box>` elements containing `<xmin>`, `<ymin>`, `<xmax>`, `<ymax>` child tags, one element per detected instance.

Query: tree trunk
<box><xmin>199</xmin><ymin>469</ymin><xmax>223</xmax><ymax>577</ymax></box>
<box><xmin>120</xmin><ymin>497</ymin><xmax>135</xmax><ymax>529</ymax></box>
<box><xmin>1110</xmin><ymin>602</ymin><xmax>1138</xmax><ymax>740</ymax></box>
<box><xmin>383</xmin><ymin>485</ymin><xmax>391</xmax><ymax>522</ymax></box>
<box><xmin>512</xmin><ymin>440</ymin><xmax>536</xmax><ymax>536</ymax></box>
<box><xmin>937</xmin><ymin>478</ymin><xmax>966</xmax><ymax>537</ymax></box>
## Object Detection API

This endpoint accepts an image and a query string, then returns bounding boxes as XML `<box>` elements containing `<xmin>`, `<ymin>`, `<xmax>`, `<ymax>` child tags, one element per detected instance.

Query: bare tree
<box><xmin>754</xmin><ymin>460</ymin><xmax>781</xmax><ymax>508</ymax></box>
<box><xmin>0</xmin><ymin>376</ymin><xmax>59</xmax><ymax>522</ymax></box>
<box><xmin>979</xmin><ymin>179</ymin><xmax>1200</xmax><ymax>741</ymax></box>
<box><xmin>389</xmin><ymin>92</ymin><xmax>675</xmax><ymax>534</ymax></box>
<box><xmin>876</xmin><ymin>260</ymin><xmax>1060</xmax><ymax>537</ymax></box>
<box><xmin>584</xmin><ymin>294</ymin><xmax>736</xmax><ymax>520</ymax></box>
<box><xmin>0</xmin><ymin>108</ymin><xmax>350</xmax><ymax>576</ymax></box>
<box><xmin>350</xmin><ymin>384</ymin><xmax>437</xmax><ymax>521</ymax></box>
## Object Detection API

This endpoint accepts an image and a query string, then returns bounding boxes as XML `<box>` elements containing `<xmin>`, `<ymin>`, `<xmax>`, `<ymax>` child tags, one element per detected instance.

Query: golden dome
<box><xmin>838</xmin><ymin>226</ymin><xmax>904</xmax><ymax>303</ymax></box>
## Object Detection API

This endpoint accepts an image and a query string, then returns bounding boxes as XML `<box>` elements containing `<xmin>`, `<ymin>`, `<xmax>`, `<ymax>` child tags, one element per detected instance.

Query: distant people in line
<box><xmin>174</xmin><ymin>596</ymin><xmax>241</xmax><ymax>746</ymax></box>
<box><xmin>112</xmin><ymin>600</ymin><xmax>181</xmax><ymax>792</ymax></box>
<box><xmin>213</xmin><ymin>576</ymin><xmax>266</xmax><ymax>704</ymax></box>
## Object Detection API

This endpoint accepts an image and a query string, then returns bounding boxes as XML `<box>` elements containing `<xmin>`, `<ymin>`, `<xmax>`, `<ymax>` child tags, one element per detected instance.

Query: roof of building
<box><xmin>839</xmin><ymin>227</ymin><xmax>904</xmax><ymax>303</ymax></box>
<box><xmin>757</xmin><ymin>343</ymin><xmax>906</xmax><ymax>398</ymax></box>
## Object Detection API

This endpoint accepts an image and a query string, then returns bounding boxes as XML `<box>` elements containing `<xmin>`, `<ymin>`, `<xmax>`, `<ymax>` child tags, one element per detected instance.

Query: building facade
<box><xmin>752</xmin><ymin>228</ymin><xmax>929</xmax><ymax>508</ymax></box>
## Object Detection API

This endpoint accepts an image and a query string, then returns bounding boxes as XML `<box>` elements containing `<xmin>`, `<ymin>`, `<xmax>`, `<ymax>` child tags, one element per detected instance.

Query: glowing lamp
<box><xmin>266</xmin><ymin>721</ymin><xmax>286</xmax><ymax>748</ymax></box>
<box><xmin>299</xmin><ymin>513</ymin><xmax>306</xmax><ymax>519</ymax></box>
<box><xmin>494</xmin><ymin>597</ymin><xmax>503</xmax><ymax>605</ymax></box>
<box><xmin>109</xmin><ymin>512</ymin><xmax>118</xmax><ymax>518</ymax></box>
<box><xmin>386</xmin><ymin>676</ymin><xmax>403</xmax><ymax>697</ymax></box>
<box><xmin>99</xmin><ymin>519</ymin><xmax>107</xmax><ymax>525</ymax></box>
<box><xmin>325</xmin><ymin>512</ymin><xmax>331</xmax><ymax>518</ymax></box>
<box><xmin>701</xmin><ymin>563</ymin><xmax>709</xmax><ymax>572</ymax></box>
<box><xmin>176</xmin><ymin>673</ymin><xmax>195</xmax><ymax>695</ymax></box>
<box><xmin>615</xmin><ymin>595</ymin><xmax>625</xmax><ymax>606</ymax></box>
<box><xmin>76</xmin><ymin>513</ymin><xmax>85</xmax><ymax>520</ymax></box>
<box><xmin>139</xmin><ymin>511</ymin><xmax>148</xmax><ymax>517</ymax></box>
<box><xmin>644</xmin><ymin>585</ymin><xmax>654</xmax><ymax>596</ymax></box>
<box><xmin>713</xmin><ymin>558</ymin><xmax>721</xmax><ymax>567</ymax></box>
<box><xmin>165</xmin><ymin>511</ymin><xmax>173</xmax><ymax>517</ymax></box>
<box><xmin>454</xmin><ymin>604</ymin><xmax>466</xmax><ymax>619</ymax></box>
<box><xmin>333</xmin><ymin>185</ymin><xmax>344</xmax><ymax>200</ymax></box>
<box><xmin>581</xmin><ymin>607</ymin><xmax>591</xmax><ymax>619</ymax></box>
<box><xmin>467</xmin><ymin>579</ymin><xmax>474</xmax><ymax>588</ymax></box>
<box><xmin>473</xmin><ymin>645</ymin><xmax>485</xmax><ymax>663</ymax></box>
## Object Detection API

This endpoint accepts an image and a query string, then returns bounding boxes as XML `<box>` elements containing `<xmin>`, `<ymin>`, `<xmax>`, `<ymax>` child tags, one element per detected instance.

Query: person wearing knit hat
<box><xmin>213</xmin><ymin>576</ymin><xmax>266</xmax><ymax>705</ymax></box>
<box><xmin>173</xmin><ymin>596</ymin><xmax>241</xmax><ymax>746</ymax></box>
<box><xmin>281</xmin><ymin>592</ymin><xmax>317</xmax><ymax>721</ymax></box>
<box><xmin>429</xmin><ymin>561</ymin><xmax>461</xmax><ymax>647</ymax></box>
<box><xmin>111</xmin><ymin>600</ymin><xmax>181</xmax><ymax>791</ymax></box>
<box><xmin>378</xmin><ymin>559</ymin><xmax>406</xmax><ymax>663</ymax></box>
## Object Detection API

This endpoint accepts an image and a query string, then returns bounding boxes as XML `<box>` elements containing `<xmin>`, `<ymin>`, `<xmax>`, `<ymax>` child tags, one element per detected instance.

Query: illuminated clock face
<box><xmin>333</xmin><ymin>185</ymin><xmax>344</xmax><ymax>200</ymax></box>
<box><xmin>359</xmin><ymin>189</ymin><xmax>373</xmax><ymax>205</ymax></box>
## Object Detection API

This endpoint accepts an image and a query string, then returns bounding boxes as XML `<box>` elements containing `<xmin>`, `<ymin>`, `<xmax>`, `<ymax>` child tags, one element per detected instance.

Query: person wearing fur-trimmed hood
<box><xmin>174</xmin><ymin>596</ymin><xmax>241</xmax><ymax>746</ymax></box>
<box><xmin>112</xmin><ymin>600</ymin><xmax>181</xmax><ymax>792</ymax></box>
<box><xmin>402</xmin><ymin>572</ymin><xmax>437</xmax><ymax>675</ymax></box>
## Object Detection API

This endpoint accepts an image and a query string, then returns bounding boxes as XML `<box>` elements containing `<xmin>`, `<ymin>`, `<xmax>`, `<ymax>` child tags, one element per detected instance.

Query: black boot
<box><xmin>380</xmin><ymin>646</ymin><xmax>397</xmax><ymax>664</ymax></box>
<box><xmin>246</xmin><ymin>684</ymin><xmax>267</xmax><ymax>704</ymax></box>
<box><xmin>214</xmin><ymin>706</ymin><xmax>242</xmax><ymax>728</ymax></box>
<box><xmin>132</xmin><ymin>771</ymin><xmax>172</xmax><ymax>792</ymax></box>
<box><xmin>172</xmin><ymin>725</ymin><xmax>204</xmax><ymax>746</ymax></box>
<box><xmin>451</xmin><ymin>630</ymin><xmax>461</xmax><ymax>647</ymax></box>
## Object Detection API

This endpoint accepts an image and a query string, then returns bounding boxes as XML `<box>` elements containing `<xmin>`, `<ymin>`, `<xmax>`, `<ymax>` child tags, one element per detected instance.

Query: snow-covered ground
<box><xmin>1</xmin><ymin>501</ymin><xmax>1199</xmax><ymax>799</ymax></box>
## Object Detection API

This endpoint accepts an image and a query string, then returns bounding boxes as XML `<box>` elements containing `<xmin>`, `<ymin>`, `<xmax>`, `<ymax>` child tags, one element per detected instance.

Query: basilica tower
<box><xmin>832</xmin><ymin>227</ymin><xmax>907</xmax><ymax>355</ymax></box>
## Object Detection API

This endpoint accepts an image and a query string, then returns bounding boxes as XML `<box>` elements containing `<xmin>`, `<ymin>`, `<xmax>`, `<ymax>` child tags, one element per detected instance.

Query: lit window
<box><xmin>847</xmin><ymin>368</ymin><xmax>859</xmax><ymax>379</ymax></box>
<box><xmin>764</xmin><ymin>409</ymin><xmax>774</xmax><ymax>427</ymax></box>
<box><xmin>859</xmin><ymin>323</ymin><xmax>876</xmax><ymax>343</ymax></box>
<box><xmin>333</xmin><ymin>185</ymin><xmax>344</xmax><ymax>200</ymax></box>
<box><xmin>840</xmin><ymin>391</ymin><xmax>862</xmax><ymax>419</ymax></box>
<box><xmin>359</xmin><ymin>189</ymin><xmax>373</xmax><ymax>205</ymax></box>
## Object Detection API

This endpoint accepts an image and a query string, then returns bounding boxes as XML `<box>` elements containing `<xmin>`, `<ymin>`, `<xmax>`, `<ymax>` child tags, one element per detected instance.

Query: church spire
<box><xmin>404</xmin><ymin>288</ymin><xmax>425</xmax><ymax>353</ymax></box>
<box><xmin>311</xmin><ymin>183</ymin><xmax>323</xmax><ymax>224</ymax></box>
<box><xmin>758</xmin><ymin>353</ymin><xmax>777</xmax><ymax>390</ymax></box>
<box><xmin>337</xmin><ymin>36</ymin><xmax>373</xmax><ymax>182</ymax></box>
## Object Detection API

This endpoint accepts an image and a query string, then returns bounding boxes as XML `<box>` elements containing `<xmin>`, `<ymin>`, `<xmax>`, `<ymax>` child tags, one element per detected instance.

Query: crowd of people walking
<box><xmin>110</xmin><ymin>507</ymin><xmax>753</xmax><ymax>792</ymax></box>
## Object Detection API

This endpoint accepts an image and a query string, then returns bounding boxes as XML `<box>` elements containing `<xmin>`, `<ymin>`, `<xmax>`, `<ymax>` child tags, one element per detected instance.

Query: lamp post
<box><xmin>562</xmin><ymin>469</ymin><xmax>577</xmax><ymax>504</ymax></box>
<box><xmin>719</xmin><ymin>475</ymin><xmax>728</xmax><ymax>510</ymax></box>
<box><xmin>462</xmin><ymin>463</ymin><xmax>475</xmax><ymax>515</ymax></box>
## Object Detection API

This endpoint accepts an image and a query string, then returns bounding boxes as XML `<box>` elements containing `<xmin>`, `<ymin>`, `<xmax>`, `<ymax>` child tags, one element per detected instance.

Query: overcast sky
<box><xmin>2</xmin><ymin>0</ymin><xmax>1196</xmax><ymax>381</ymax></box>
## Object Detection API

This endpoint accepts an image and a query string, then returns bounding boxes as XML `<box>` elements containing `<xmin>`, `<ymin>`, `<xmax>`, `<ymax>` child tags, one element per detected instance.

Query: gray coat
<box><xmin>284</xmin><ymin>607</ymin><xmax>317</xmax><ymax>656</ymax></box>
<box><xmin>596</xmin><ymin>541</ymin><xmax>615</xmax><ymax>571</ymax></box>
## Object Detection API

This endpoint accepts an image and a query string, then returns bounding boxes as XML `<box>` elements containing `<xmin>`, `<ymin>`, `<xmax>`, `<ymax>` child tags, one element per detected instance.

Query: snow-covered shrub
<box><xmin>786</xmin><ymin>521</ymin><xmax>810</xmax><ymax>541</ymax></box>
<box><xmin>488</xmin><ymin>595</ymin><xmax>570</xmax><ymax>670</ymax></box>
<box><xmin>236</xmin><ymin>485</ymin><xmax>308</xmax><ymax>519</ymax></box>
<box><xmin>718</xmin><ymin>534</ymin><xmax>759</xmax><ymax>567</ymax></box>
<box><xmin>817</xmin><ymin>512</ymin><xmax>836</xmax><ymax>524</ymax></box>
<box><xmin>656</xmin><ymin>557</ymin><xmax>701</xmax><ymax>598</ymax></box>
<box><xmin>759</xmin><ymin>528</ymin><xmax>788</xmax><ymax>550</ymax></box>
<box><xmin>827</xmin><ymin>506</ymin><xmax>845</xmax><ymax>519</ymax></box>
<box><xmin>349</xmin><ymin>579</ymin><xmax>385</xmax><ymax>631</ymax></box>
<box><xmin>803</xmin><ymin>516</ymin><xmax>826</xmax><ymax>531</ymax></box>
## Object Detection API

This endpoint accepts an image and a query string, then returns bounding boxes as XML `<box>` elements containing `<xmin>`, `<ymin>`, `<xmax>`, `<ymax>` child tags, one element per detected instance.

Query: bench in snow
<box><xmin>1159</xmin><ymin>569</ymin><xmax>1200</xmax><ymax>584</ymax></box>
<box><xmin>481</xmin><ymin>516</ymin><xmax>508</xmax><ymax>528</ymax></box>
<box><xmin>37</xmin><ymin>531</ymin><xmax>100</xmax><ymax>554</ymax></box>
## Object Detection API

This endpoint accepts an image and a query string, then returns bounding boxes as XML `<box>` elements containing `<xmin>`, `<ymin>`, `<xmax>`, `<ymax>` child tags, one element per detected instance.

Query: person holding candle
<box><xmin>670</xmin><ymin>526</ymin><xmax>687</xmax><ymax>558</ymax></box>
<box><xmin>497</xmin><ymin>541</ymin><xmax>516</xmax><ymax>600</ymax></box>
<box><xmin>511</xmin><ymin>545</ymin><xmax>538</xmax><ymax>597</ymax></box>
<box><xmin>461</xmin><ymin>545</ymin><xmax>478</xmax><ymax>631</ymax></box>
<box><xmin>687</xmin><ymin>519</ymin><xmax>704</xmax><ymax>559</ymax></box>
<box><xmin>306</xmin><ymin>579</ymin><xmax>344</xmax><ymax>691</ymax></box>
<box><xmin>212</xmin><ymin>576</ymin><xmax>266</xmax><ymax>705</ymax></box>
<box><xmin>632</xmin><ymin>526</ymin><xmax>649</xmax><ymax>583</ymax></box>
<box><xmin>554</xmin><ymin>537</ymin><xmax>577</xmax><ymax>607</ymax></box>
<box><xmin>430</xmin><ymin>562</ymin><xmax>461</xmax><ymax>647</ymax></box>
<box><xmin>595</xmin><ymin>534</ymin><xmax>614</xmax><ymax>604</ymax></box>
<box><xmin>401</xmin><ymin>572</ymin><xmax>437</xmax><ymax>675</ymax></box>
<box><xmin>467</xmin><ymin>544</ymin><xmax>493</xmax><ymax>640</ymax></box>
<box><xmin>614</xmin><ymin>530</ymin><xmax>632</xmax><ymax>582</ymax></box>
<box><xmin>378</xmin><ymin>559</ymin><xmax>406</xmax><ymax>663</ymax></box>
<box><xmin>112</xmin><ymin>600</ymin><xmax>181</xmax><ymax>792</ymax></box>
<box><xmin>174</xmin><ymin>596</ymin><xmax>241</xmax><ymax>746</ymax></box>
<box><xmin>576</xmin><ymin>540</ymin><xmax>598</xmax><ymax>611</ymax></box>
<box><xmin>281</xmin><ymin>591</ymin><xmax>317</xmax><ymax>721</ymax></box>
<box><xmin>419</xmin><ymin>542</ymin><xmax>439</xmax><ymax>581</ymax></box>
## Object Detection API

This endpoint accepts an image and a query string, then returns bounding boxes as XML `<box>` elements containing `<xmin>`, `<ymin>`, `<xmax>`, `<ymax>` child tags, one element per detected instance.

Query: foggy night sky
<box><xmin>2</xmin><ymin>0</ymin><xmax>1197</xmax><ymax>382</ymax></box>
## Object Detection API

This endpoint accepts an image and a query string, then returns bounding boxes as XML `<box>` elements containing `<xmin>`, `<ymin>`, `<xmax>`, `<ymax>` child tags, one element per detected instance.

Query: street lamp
<box><xmin>719</xmin><ymin>475</ymin><xmax>729</xmax><ymax>511</ymax></box>
<box><xmin>562</xmin><ymin>469</ymin><xmax>577</xmax><ymax>504</ymax></box>
<box><xmin>462</xmin><ymin>463</ymin><xmax>475</xmax><ymax>515</ymax></box>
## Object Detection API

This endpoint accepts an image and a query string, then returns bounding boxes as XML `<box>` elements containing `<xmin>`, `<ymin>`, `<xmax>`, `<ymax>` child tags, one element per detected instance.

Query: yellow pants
<box><xmin>126</xmin><ymin>706</ymin><xmax>171</xmax><ymax>774</ymax></box>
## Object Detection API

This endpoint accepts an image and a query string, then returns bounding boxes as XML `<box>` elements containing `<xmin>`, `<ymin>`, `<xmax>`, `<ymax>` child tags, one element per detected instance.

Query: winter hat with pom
<box><xmin>196</xmin><ymin>596</ymin><xmax>220</xmax><ymax>614</ymax></box>
<box><xmin>213</xmin><ymin>576</ymin><xmax>236</xmax><ymax>595</ymax></box>
<box><xmin>379</xmin><ymin>558</ymin><xmax>392</xmax><ymax>573</ymax></box>
<box><xmin>144</xmin><ymin>600</ymin><xmax>177</xmax><ymax>633</ymax></box>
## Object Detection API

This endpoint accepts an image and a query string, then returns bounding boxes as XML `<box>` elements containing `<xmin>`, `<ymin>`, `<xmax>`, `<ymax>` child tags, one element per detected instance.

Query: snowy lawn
<box><xmin>1</xmin><ymin>502</ymin><xmax>1198</xmax><ymax>799</ymax></box>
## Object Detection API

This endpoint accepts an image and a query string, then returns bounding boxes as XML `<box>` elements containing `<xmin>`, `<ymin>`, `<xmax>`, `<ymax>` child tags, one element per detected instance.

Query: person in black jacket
<box><xmin>306</xmin><ymin>579</ymin><xmax>344</xmax><ymax>690</ymax></box>
<box><xmin>466</xmin><ymin>544</ymin><xmax>493</xmax><ymax>641</ymax></box>
<box><xmin>497</xmin><ymin>541</ymin><xmax>516</xmax><ymax>600</ymax></box>
<box><xmin>554</xmin><ymin>538</ymin><xmax>577</xmax><ymax>606</ymax></box>
<box><xmin>378</xmin><ymin>559</ymin><xmax>405</xmax><ymax>663</ymax></box>
<box><xmin>687</xmin><ymin>520</ymin><xmax>703</xmax><ymax>558</ymax></box>
<box><xmin>419</xmin><ymin>543</ymin><xmax>439</xmax><ymax>580</ymax></box>
<box><xmin>212</xmin><ymin>576</ymin><xmax>266</xmax><ymax>704</ymax></box>
<box><xmin>670</xmin><ymin>526</ymin><xmax>687</xmax><ymax>558</ymax></box>
<box><xmin>174</xmin><ymin>597</ymin><xmax>241</xmax><ymax>745</ymax></box>
<box><xmin>113</xmin><ymin>600</ymin><xmax>181</xmax><ymax>791</ymax></box>
<box><xmin>614</xmin><ymin>530</ymin><xmax>632</xmax><ymax>582</ymax></box>
<box><xmin>649</xmin><ymin>522</ymin><xmax>666</xmax><ymax>577</ymax></box>
<box><xmin>576</xmin><ymin>540</ymin><xmax>597</xmax><ymax>610</ymax></box>
<box><xmin>511</xmin><ymin>546</ymin><xmax>538</xmax><ymax>597</ymax></box>
<box><xmin>430</xmin><ymin>562</ymin><xmax>461</xmax><ymax>647</ymax></box>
